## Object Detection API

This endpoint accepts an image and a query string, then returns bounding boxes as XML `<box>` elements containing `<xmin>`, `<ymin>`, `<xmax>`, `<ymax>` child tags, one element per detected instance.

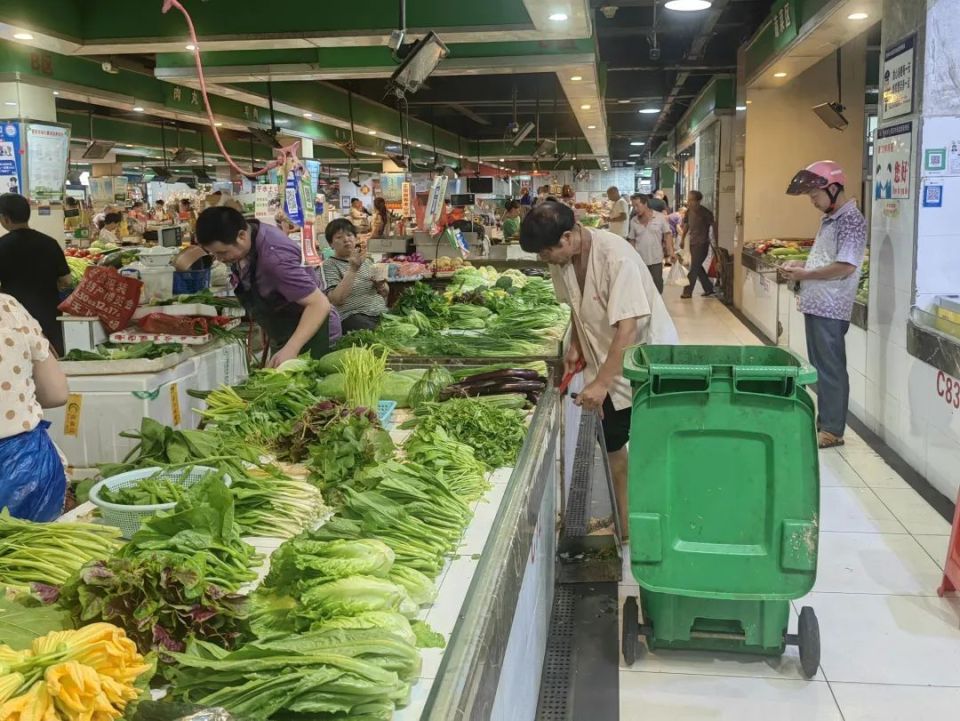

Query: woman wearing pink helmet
<box><xmin>782</xmin><ymin>161</ymin><xmax>868</xmax><ymax>449</ymax></box>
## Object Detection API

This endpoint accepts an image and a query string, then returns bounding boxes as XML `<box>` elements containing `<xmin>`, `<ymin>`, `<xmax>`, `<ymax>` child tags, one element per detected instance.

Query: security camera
<box><xmin>507</xmin><ymin>121</ymin><xmax>520</xmax><ymax>135</ymax></box>
<box><xmin>600</xmin><ymin>5</ymin><xmax>618</xmax><ymax>19</ymax></box>
<box><xmin>388</xmin><ymin>29</ymin><xmax>405</xmax><ymax>52</ymax></box>
<box><xmin>649</xmin><ymin>47</ymin><xmax>661</xmax><ymax>61</ymax></box>
<box><xmin>101</xmin><ymin>61</ymin><xmax>119</xmax><ymax>75</ymax></box>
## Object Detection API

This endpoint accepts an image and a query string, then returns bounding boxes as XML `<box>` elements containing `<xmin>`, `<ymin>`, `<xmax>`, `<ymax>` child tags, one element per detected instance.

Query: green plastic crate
<box><xmin>622</xmin><ymin>345</ymin><xmax>820</xmax><ymax>602</ymax></box>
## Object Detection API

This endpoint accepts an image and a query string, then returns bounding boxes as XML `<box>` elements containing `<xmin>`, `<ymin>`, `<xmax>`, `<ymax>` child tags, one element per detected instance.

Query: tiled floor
<box><xmin>619</xmin><ymin>288</ymin><xmax>960</xmax><ymax>721</ymax></box>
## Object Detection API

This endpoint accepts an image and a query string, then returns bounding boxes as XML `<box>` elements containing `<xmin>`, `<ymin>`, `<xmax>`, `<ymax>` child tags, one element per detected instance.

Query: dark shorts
<box><xmin>601</xmin><ymin>396</ymin><xmax>632</xmax><ymax>452</ymax></box>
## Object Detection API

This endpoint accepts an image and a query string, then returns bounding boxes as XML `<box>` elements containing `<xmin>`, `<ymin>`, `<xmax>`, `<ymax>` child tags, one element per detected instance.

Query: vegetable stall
<box><xmin>3</xmin><ymin>269</ymin><xmax>570</xmax><ymax>721</ymax></box>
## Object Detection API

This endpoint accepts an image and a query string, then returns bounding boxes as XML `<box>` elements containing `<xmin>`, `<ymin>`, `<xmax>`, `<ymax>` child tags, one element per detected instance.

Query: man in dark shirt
<box><xmin>0</xmin><ymin>193</ymin><xmax>72</xmax><ymax>355</ymax></box>
<box><xmin>680</xmin><ymin>190</ymin><xmax>718</xmax><ymax>299</ymax></box>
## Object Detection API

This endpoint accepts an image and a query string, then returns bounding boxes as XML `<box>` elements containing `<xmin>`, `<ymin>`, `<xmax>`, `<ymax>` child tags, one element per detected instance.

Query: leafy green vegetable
<box><xmin>230</xmin><ymin>464</ymin><xmax>330</xmax><ymax>539</ymax></box>
<box><xmin>411</xmin><ymin>620</ymin><xmax>446</xmax><ymax>649</ymax></box>
<box><xmin>170</xmin><ymin>629</ymin><xmax>420</xmax><ymax>721</ymax></box>
<box><xmin>300</xmin><ymin>575</ymin><xmax>417</xmax><ymax>620</ymax></box>
<box><xmin>0</xmin><ymin>511</ymin><xmax>121</xmax><ymax>589</ymax></box>
<box><xmin>99</xmin><ymin>472</ymin><xmax>194</xmax><ymax>506</ymax></box>
<box><xmin>404</xmin><ymin>426</ymin><xmax>490</xmax><ymax>502</ymax></box>
<box><xmin>118</xmin><ymin>475</ymin><xmax>258</xmax><ymax>592</ymax></box>
<box><xmin>0</xmin><ymin>596</ymin><xmax>70</xmax><ymax>649</ymax></box>
<box><xmin>403</xmin><ymin>398</ymin><xmax>527</xmax><ymax>469</ymax></box>
<box><xmin>263</xmin><ymin>538</ymin><xmax>396</xmax><ymax>597</ymax></box>
<box><xmin>63</xmin><ymin>342</ymin><xmax>184</xmax><ymax>362</ymax></box>
<box><xmin>58</xmin><ymin>555</ymin><xmax>249</xmax><ymax>666</ymax></box>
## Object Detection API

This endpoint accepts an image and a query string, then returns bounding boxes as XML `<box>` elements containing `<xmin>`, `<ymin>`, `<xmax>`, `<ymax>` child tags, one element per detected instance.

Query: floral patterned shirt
<box><xmin>798</xmin><ymin>200</ymin><xmax>867</xmax><ymax>321</ymax></box>
<box><xmin>0</xmin><ymin>294</ymin><xmax>51</xmax><ymax>439</ymax></box>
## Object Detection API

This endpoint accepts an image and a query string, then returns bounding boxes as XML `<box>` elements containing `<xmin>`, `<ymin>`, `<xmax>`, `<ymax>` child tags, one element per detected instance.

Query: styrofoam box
<box><xmin>45</xmin><ymin>359</ymin><xmax>198</xmax><ymax>467</ymax></box>
<box><xmin>190</xmin><ymin>341</ymin><xmax>250</xmax><ymax>406</ymax></box>
<box><xmin>60</xmin><ymin>316</ymin><xmax>108</xmax><ymax>353</ymax></box>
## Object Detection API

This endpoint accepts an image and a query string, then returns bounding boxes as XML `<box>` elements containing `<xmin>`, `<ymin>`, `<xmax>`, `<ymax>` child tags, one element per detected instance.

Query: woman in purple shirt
<box><xmin>196</xmin><ymin>207</ymin><xmax>337</xmax><ymax>366</ymax></box>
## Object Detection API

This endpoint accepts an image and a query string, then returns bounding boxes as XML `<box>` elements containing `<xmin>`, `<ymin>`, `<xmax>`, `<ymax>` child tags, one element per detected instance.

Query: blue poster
<box><xmin>0</xmin><ymin>122</ymin><xmax>22</xmax><ymax>196</ymax></box>
<box><xmin>283</xmin><ymin>168</ymin><xmax>305</xmax><ymax>226</ymax></box>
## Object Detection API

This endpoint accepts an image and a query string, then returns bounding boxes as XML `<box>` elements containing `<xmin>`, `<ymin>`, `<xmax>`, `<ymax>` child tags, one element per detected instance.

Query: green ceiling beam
<box><xmin>743</xmin><ymin>0</ymin><xmax>835</xmax><ymax>82</ymax></box>
<box><xmin>0</xmin><ymin>1</ymin><xmax>532</xmax><ymax>43</ymax></box>
<box><xmin>58</xmin><ymin>110</ymin><xmax>276</xmax><ymax>161</ymax></box>
<box><xmin>155</xmin><ymin>39</ymin><xmax>595</xmax><ymax>71</ymax></box>
<box><xmin>0</xmin><ymin>40</ymin><xmax>469</xmax><ymax>159</ymax></box>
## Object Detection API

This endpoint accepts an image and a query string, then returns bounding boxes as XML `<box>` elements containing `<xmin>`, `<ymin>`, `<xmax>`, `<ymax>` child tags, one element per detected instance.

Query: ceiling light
<box><xmin>214</xmin><ymin>122</ymin><xmax>223</xmax><ymax>127</ymax></box>
<box><xmin>630</xmin><ymin>141</ymin><xmax>645</xmax><ymax>146</ymax></box>
<box><xmin>368</xmin><ymin>130</ymin><xmax>377</xmax><ymax>135</ymax></box>
<box><xmin>587</xmin><ymin>124</ymin><xmax>596</xmax><ymax>129</ymax></box>
<box><xmin>132</xmin><ymin>106</ymin><xmax>144</xmax><ymax>112</ymax></box>
<box><xmin>548</xmin><ymin>12</ymin><xmax>569</xmax><ymax>22</ymax></box>
<box><xmin>638</xmin><ymin>108</ymin><xmax>660</xmax><ymax>114</ymax></box>
<box><xmin>52</xmin><ymin>91</ymin><xmax>59</xmax><ymax>96</ymax></box>
<box><xmin>416</xmin><ymin>143</ymin><xmax>421</xmax><ymax>147</ymax></box>
<box><xmin>185</xmin><ymin>44</ymin><xmax>196</xmax><ymax>51</ymax></box>
<box><xmin>746</xmin><ymin>100</ymin><xmax>753</xmax><ymax>104</ymax></box>
<box><xmin>629</xmin><ymin>153</ymin><xmax>640</xmax><ymax>157</ymax></box>
<box><xmin>570</xmin><ymin>75</ymin><xmax>583</xmax><ymax>81</ymax></box>
<box><xmin>125</xmin><ymin>144</ymin><xmax>134</xmax><ymax>147</ymax></box>
<box><xmin>4</xmin><ymin>102</ymin><xmax>16</xmax><ymax>107</ymax></box>
<box><xmin>13</xmin><ymin>32</ymin><xmax>34</xmax><ymax>41</ymax></box>
<box><xmin>499</xmin><ymin>158</ymin><xmax>505</xmax><ymax>162</ymax></box>
<box><xmin>773</xmin><ymin>72</ymin><xmax>787</xmax><ymax>78</ymax></box>
<box><xmin>618</xmin><ymin>99</ymin><xmax>630</xmax><ymax>104</ymax></box>
<box><xmin>580</xmin><ymin>104</ymin><xmax>591</xmax><ymax>110</ymax></box>
<box><xmin>664</xmin><ymin>0</ymin><xmax>712</xmax><ymax>10</ymax></box>
<box><xmin>736</xmin><ymin>105</ymin><xmax>747</xmax><ymax>111</ymax></box>
<box><xmin>626</xmin><ymin>161</ymin><xmax>636</xmax><ymax>165</ymax></box>
<box><xmin>847</xmin><ymin>12</ymin><xmax>869</xmax><ymax>20</ymax></box>
<box><xmin>303</xmin><ymin>112</ymin><xmax>313</xmax><ymax>118</ymax></box>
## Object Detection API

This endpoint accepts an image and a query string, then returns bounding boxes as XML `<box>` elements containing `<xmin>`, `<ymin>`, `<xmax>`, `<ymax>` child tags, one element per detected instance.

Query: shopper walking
<box><xmin>605</xmin><ymin>186</ymin><xmax>630</xmax><ymax>238</ymax></box>
<box><xmin>782</xmin><ymin>161</ymin><xmax>867</xmax><ymax>449</ymax></box>
<box><xmin>627</xmin><ymin>193</ymin><xmax>675</xmax><ymax>294</ymax></box>
<box><xmin>0</xmin><ymin>193</ymin><xmax>72</xmax><ymax>356</ymax></box>
<box><xmin>520</xmin><ymin>201</ymin><xmax>677</xmax><ymax>542</ymax></box>
<box><xmin>680</xmin><ymin>190</ymin><xmax>717</xmax><ymax>299</ymax></box>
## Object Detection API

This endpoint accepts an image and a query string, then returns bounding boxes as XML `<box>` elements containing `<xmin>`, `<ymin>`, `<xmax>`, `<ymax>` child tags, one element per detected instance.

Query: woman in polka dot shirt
<box><xmin>0</xmin><ymin>293</ymin><xmax>70</xmax><ymax>520</ymax></box>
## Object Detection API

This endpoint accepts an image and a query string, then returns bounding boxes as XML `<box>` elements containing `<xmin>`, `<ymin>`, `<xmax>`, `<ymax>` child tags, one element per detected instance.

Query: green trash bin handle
<box><xmin>733</xmin><ymin>364</ymin><xmax>817</xmax><ymax>386</ymax></box>
<box><xmin>625</xmin><ymin>362</ymin><xmax>713</xmax><ymax>394</ymax></box>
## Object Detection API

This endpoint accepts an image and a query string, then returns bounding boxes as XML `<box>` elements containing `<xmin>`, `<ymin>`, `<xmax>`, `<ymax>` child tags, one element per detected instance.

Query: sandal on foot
<box><xmin>818</xmin><ymin>431</ymin><xmax>845</xmax><ymax>449</ymax></box>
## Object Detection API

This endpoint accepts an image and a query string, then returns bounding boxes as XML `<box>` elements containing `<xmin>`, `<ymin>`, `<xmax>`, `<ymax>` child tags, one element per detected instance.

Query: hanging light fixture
<box><xmin>664</xmin><ymin>0</ymin><xmax>712</xmax><ymax>11</ymax></box>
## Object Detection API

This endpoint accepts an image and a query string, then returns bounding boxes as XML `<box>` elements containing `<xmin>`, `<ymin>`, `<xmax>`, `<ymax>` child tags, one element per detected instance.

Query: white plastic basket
<box><xmin>89</xmin><ymin>465</ymin><xmax>231</xmax><ymax>538</ymax></box>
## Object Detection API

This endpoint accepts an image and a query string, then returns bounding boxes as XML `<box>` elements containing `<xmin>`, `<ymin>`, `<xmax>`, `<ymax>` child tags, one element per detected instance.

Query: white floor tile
<box><xmin>802</xmin><ymin>592</ymin><xmax>960</xmax><ymax>685</ymax></box>
<box><xmin>844</xmin><ymin>452</ymin><xmax>913</xmax><ymax>490</ymax></box>
<box><xmin>618</xmin><ymin>673</ymin><xmax>843</xmax><ymax>721</ymax></box>
<box><xmin>832</xmin><ymin>683</ymin><xmax>960</xmax><ymax>721</ymax></box>
<box><xmin>818</xmin><ymin>486</ymin><xmax>906</xmax><ymax>534</ymax></box>
<box><xmin>914</xmin><ymin>534</ymin><xmax>952</xmax><ymax>570</ymax></box>
<box><xmin>819</xmin><ymin>454</ymin><xmax>866</xmax><ymax>488</ymax></box>
<box><xmin>872</xmin><ymin>487</ymin><xmax>953</xmax><ymax>535</ymax></box>
<box><xmin>813</xmin><ymin>532</ymin><xmax>944</xmax><ymax>596</ymax></box>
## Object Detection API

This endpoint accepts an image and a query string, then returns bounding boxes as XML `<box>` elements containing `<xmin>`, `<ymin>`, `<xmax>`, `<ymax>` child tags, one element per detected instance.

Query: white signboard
<box><xmin>874</xmin><ymin>122</ymin><xmax>913</xmax><ymax>200</ymax></box>
<box><xmin>423</xmin><ymin>175</ymin><xmax>447</xmax><ymax>229</ymax></box>
<box><xmin>25</xmin><ymin>122</ymin><xmax>70</xmax><ymax>203</ymax></box>
<box><xmin>254</xmin><ymin>183</ymin><xmax>280</xmax><ymax>224</ymax></box>
<box><xmin>882</xmin><ymin>34</ymin><xmax>915</xmax><ymax>119</ymax></box>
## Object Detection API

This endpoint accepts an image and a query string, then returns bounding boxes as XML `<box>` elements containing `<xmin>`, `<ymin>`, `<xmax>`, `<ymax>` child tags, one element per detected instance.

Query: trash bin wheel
<box><xmin>622</xmin><ymin>596</ymin><xmax>640</xmax><ymax>667</ymax></box>
<box><xmin>797</xmin><ymin>606</ymin><xmax>820</xmax><ymax>679</ymax></box>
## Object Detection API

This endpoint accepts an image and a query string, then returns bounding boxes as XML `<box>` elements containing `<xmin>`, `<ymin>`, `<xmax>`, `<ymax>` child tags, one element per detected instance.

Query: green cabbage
<box><xmin>407</xmin><ymin>365</ymin><xmax>455</xmax><ymax>408</ymax></box>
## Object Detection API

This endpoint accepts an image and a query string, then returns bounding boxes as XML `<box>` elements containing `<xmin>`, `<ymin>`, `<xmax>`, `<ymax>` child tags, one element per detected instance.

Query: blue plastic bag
<box><xmin>0</xmin><ymin>421</ymin><xmax>67</xmax><ymax>522</ymax></box>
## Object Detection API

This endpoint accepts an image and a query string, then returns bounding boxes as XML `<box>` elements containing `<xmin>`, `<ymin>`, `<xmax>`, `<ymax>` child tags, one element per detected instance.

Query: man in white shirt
<box><xmin>520</xmin><ymin>201</ymin><xmax>678</xmax><ymax>542</ymax></box>
<box><xmin>605</xmin><ymin>186</ymin><xmax>630</xmax><ymax>238</ymax></box>
<box><xmin>627</xmin><ymin>193</ymin><xmax>676</xmax><ymax>294</ymax></box>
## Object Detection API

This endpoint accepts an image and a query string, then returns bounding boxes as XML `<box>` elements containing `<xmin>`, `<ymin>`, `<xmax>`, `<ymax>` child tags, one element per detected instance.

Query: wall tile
<box><xmin>849</xmin><ymin>369</ymin><xmax>867</xmax><ymax>421</ymax></box>
<box><xmin>847</xmin><ymin>325</ymin><xmax>868</xmax><ymax>375</ymax></box>
<box><xmin>915</xmin><ymin>233</ymin><xmax>960</xmax><ymax>297</ymax></box>
<box><xmin>872</xmin><ymin>287</ymin><xmax>912</xmax><ymax>350</ymax></box>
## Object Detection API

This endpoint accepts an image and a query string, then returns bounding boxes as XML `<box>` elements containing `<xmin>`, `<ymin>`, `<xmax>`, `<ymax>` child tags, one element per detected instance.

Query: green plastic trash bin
<box><xmin>619</xmin><ymin>345</ymin><xmax>822</xmax><ymax>677</ymax></box>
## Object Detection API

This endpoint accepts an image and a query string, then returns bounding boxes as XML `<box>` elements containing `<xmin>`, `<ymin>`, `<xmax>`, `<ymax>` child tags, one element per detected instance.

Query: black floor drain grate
<box><xmin>535</xmin><ymin>586</ymin><xmax>576</xmax><ymax>721</ymax></box>
<box><xmin>564</xmin><ymin>413</ymin><xmax>598</xmax><ymax>538</ymax></box>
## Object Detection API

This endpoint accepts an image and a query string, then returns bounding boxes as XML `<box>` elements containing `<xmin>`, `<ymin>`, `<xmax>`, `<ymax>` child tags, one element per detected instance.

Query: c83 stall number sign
<box><xmin>935</xmin><ymin>370</ymin><xmax>960</xmax><ymax>409</ymax></box>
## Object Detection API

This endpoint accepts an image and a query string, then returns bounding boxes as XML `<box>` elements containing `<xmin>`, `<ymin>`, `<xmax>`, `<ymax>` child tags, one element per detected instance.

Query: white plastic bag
<box><xmin>667</xmin><ymin>261</ymin><xmax>688</xmax><ymax>287</ymax></box>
